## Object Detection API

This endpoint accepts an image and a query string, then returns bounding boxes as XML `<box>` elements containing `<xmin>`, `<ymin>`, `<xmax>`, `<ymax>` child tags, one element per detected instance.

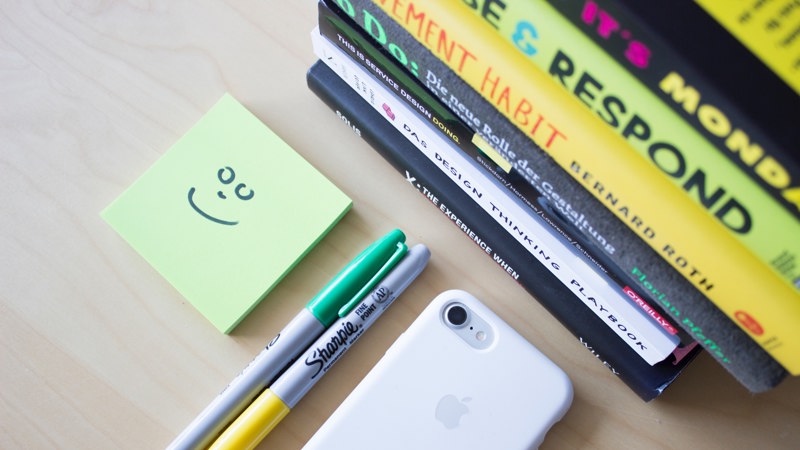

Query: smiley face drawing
<box><xmin>188</xmin><ymin>166</ymin><xmax>254</xmax><ymax>225</ymax></box>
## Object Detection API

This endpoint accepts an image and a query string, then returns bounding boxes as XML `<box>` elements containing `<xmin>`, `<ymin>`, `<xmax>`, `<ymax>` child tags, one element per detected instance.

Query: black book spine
<box><xmin>307</xmin><ymin>59</ymin><xmax>701</xmax><ymax>401</ymax></box>
<box><xmin>547</xmin><ymin>0</ymin><xmax>800</xmax><ymax>219</ymax></box>
<box><xmin>321</xmin><ymin>0</ymin><xmax>788</xmax><ymax>391</ymax></box>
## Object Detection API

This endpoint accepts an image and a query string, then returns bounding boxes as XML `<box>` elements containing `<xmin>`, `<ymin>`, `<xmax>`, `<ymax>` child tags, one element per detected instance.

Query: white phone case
<box><xmin>304</xmin><ymin>290</ymin><xmax>573</xmax><ymax>450</ymax></box>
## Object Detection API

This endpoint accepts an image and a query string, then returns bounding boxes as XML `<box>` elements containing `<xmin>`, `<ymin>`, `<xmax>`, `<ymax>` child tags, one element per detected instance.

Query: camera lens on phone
<box><xmin>445</xmin><ymin>303</ymin><xmax>469</xmax><ymax>327</ymax></box>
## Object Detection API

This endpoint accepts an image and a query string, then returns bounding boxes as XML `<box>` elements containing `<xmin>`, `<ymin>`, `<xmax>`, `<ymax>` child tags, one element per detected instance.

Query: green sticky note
<box><xmin>102</xmin><ymin>93</ymin><xmax>352</xmax><ymax>333</ymax></box>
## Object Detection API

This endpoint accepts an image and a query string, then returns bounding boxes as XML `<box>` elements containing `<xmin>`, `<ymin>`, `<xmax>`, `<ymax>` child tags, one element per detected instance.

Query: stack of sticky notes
<box><xmin>102</xmin><ymin>93</ymin><xmax>352</xmax><ymax>333</ymax></box>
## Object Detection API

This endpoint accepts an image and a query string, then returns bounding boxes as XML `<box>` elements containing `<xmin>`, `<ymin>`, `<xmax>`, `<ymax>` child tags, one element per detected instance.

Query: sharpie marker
<box><xmin>167</xmin><ymin>229</ymin><xmax>408</xmax><ymax>450</ymax></box>
<box><xmin>208</xmin><ymin>244</ymin><xmax>431</xmax><ymax>450</ymax></box>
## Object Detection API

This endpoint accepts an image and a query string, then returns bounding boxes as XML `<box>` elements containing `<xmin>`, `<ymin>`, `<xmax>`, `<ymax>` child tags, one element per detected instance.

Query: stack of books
<box><xmin>306</xmin><ymin>0</ymin><xmax>800</xmax><ymax>401</ymax></box>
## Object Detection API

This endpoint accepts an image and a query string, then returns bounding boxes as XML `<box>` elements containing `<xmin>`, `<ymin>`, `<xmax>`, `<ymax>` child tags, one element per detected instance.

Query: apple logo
<box><xmin>188</xmin><ymin>166</ymin><xmax>254</xmax><ymax>226</ymax></box>
<box><xmin>435</xmin><ymin>394</ymin><xmax>471</xmax><ymax>429</ymax></box>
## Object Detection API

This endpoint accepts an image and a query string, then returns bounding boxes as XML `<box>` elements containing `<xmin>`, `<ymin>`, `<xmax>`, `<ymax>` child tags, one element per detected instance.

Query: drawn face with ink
<box><xmin>188</xmin><ymin>166</ymin><xmax>254</xmax><ymax>225</ymax></box>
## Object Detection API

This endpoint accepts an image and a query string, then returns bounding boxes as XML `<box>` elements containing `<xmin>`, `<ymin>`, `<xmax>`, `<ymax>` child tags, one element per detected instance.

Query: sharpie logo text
<box><xmin>305</xmin><ymin>321</ymin><xmax>360</xmax><ymax>379</ymax></box>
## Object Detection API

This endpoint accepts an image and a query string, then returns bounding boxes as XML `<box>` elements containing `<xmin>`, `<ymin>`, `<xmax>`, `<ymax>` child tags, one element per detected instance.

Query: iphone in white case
<box><xmin>304</xmin><ymin>289</ymin><xmax>573</xmax><ymax>450</ymax></box>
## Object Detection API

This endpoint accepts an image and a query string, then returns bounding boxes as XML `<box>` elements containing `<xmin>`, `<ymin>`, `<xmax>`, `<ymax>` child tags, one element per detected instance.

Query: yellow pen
<box><xmin>207</xmin><ymin>389</ymin><xmax>290</xmax><ymax>449</ymax></box>
<box><xmin>209</xmin><ymin>244</ymin><xmax>430</xmax><ymax>450</ymax></box>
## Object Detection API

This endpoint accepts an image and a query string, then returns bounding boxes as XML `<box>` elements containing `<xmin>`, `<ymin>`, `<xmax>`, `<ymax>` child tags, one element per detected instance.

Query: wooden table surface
<box><xmin>1</xmin><ymin>2</ymin><xmax>798</xmax><ymax>448</ymax></box>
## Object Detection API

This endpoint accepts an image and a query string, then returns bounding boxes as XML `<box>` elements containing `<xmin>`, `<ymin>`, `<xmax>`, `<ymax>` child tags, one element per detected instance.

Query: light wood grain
<box><xmin>1</xmin><ymin>1</ymin><xmax>797</xmax><ymax>449</ymax></box>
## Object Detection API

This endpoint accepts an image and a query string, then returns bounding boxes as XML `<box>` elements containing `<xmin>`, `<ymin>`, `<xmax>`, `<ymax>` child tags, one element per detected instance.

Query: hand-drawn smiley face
<box><xmin>188</xmin><ymin>166</ymin><xmax>254</xmax><ymax>226</ymax></box>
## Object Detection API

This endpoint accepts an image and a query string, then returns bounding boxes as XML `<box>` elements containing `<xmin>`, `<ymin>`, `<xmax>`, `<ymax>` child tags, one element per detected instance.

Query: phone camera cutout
<box><xmin>445</xmin><ymin>304</ymin><xmax>469</xmax><ymax>327</ymax></box>
<box><xmin>442</xmin><ymin>301</ymin><xmax>494</xmax><ymax>350</ymax></box>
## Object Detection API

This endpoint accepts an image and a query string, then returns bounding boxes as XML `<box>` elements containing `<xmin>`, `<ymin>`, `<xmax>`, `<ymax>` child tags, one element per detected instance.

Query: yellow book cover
<box><xmin>370</xmin><ymin>0</ymin><xmax>800</xmax><ymax>373</ymax></box>
<box><xmin>474</xmin><ymin>0</ymin><xmax>800</xmax><ymax>293</ymax></box>
<box><xmin>695</xmin><ymin>0</ymin><xmax>800</xmax><ymax>95</ymax></box>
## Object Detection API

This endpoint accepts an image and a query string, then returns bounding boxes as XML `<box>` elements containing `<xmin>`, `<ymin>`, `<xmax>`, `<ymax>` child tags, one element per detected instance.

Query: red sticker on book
<box><xmin>734</xmin><ymin>311</ymin><xmax>764</xmax><ymax>336</ymax></box>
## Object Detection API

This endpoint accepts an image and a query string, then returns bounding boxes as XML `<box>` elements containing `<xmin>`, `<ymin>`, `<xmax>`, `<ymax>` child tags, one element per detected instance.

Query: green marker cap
<box><xmin>306</xmin><ymin>229</ymin><xmax>408</xmax><ymax>326</ymax></box>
